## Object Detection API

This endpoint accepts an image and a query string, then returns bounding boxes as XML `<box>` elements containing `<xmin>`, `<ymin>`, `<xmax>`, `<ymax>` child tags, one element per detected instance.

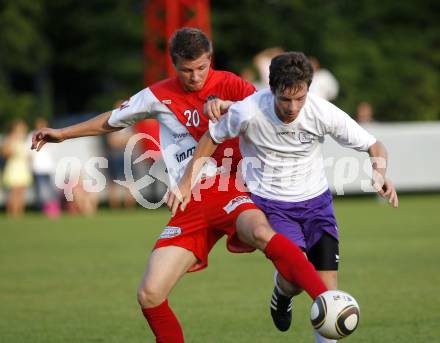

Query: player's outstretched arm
<box><xmin>167</xmin><ymin>131</ymin><xmax>219</xmax><ymax>216</ymax></box>
<box><xmin>368</xmin><ymin>141</ymin><xmax>399</xmax><ymax>208</ymax></box>
<box><xmin>31</xmin><ymin>111</ymin><xmax>119</xmax><ymax>151</ymax></box>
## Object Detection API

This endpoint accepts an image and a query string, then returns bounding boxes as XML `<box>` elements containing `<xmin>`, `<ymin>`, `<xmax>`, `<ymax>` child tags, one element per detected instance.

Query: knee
<box><xmin>250</xmin><ymin>223</ymin><xmax>274</xmax><ymax>250</ymax></box>
<box><xmin>137</xmin><ymin>284</ymin><xmax>166</xmax><ymax>308</ymax></box>
<box><xmin>236</xmin><ymin>210</ymin><xmax>274</xmax><ymax>250</ymax></box>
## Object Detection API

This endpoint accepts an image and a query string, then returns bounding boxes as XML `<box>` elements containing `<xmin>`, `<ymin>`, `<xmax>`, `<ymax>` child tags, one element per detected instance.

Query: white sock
<box><xmin>273</xmin><ymin>270</ymin><xmax>289</xmax><ymax>296</ymax></box>
<box><xmin>313</xmin><ymin>329</ymin><xmax>337</xmax><ymax>343</ymax></box>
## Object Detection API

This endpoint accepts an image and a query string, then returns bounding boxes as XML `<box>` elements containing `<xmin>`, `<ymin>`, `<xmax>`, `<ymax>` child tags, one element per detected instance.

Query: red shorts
<box><xmin>154</xmin><ymin>173</ymin><xmax>258</xmax><ymax>272</ymax></box>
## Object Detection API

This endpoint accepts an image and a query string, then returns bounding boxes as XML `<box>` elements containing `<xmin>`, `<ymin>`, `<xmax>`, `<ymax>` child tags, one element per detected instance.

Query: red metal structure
<box><xmin>136</xmin><ymin>0</ymin><xmax>211</xmax><ymax>151</ymax></box>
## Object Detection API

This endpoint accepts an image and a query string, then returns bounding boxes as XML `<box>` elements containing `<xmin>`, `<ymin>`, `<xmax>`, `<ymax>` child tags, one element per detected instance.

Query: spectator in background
<box><xmin>2</xmin><ymin>120</ymin><xmax>32</xmax><ymax>217</ymax></box>
<box><xmin>308</xmin><ymin>56</ymin><xmax>339</xmax><ymax>101</ymax></box>
<box><xmin>356</xmin><ymin>101</ymin><xmax>375</xmax><ymax>124</ymax></box>
<box><xmin>253</xmin><ymin>47</ymin><xmax>284</xmax><ymax>89</ymax></box>
<box><xmin>62</xmin><ymin>167</ymin><xmax>99</xmax><ymax>216</ymax></box>
<box><xmin>105</xmin><ymin>100</ymin><xmax>136</xmax><ymax>209</ymax></box>
<box><xmin>240</xmin><ymin>66</ymin><xmax>257</xmax><ymax>86</ymax></box>
<box><xmin>29</xmin><ymin>117</ymin><xmax>61</xmax><ymax>218</ymax></box>
<box><xmin>69</xmin><ymin>174</ymin><xmax>100</xmax><ymax>215</ymax></box>
<box><xmin>0</xmin><ymin>145</ymin><xmax>5</xmax><ymax>186</ymax></box>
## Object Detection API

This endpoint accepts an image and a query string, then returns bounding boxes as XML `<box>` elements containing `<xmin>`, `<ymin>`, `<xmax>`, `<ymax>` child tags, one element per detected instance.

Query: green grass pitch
<box><xmin>1</xmin><ymin>194</ymin><xmax>439</xmax><ymax>342</ymax></box>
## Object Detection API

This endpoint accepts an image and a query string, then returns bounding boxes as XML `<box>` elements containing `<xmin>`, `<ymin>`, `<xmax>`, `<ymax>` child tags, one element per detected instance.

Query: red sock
<box><xmin>142</xmin><ymin>299</ymin><xmax>184</xmax><ymax>343</ymax></box>
<box><xmin>264</xmin><ymin>233</ymin><xmax>327</xmax><ymax>299</ymax></box>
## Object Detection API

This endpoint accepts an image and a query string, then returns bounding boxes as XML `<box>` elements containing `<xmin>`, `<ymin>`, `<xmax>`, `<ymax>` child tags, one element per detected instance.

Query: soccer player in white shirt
<box><xmin>176</xmin><ymin>51</ymin><xmax>398</xmax><ymax>342</ymax></box>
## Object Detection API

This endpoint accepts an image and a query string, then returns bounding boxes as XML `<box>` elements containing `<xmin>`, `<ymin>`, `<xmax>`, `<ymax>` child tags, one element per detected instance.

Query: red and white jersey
<box><xmin>108</xmin><ymin>69</ymin><xmax>255</xmax><ymax>186</ymax></box>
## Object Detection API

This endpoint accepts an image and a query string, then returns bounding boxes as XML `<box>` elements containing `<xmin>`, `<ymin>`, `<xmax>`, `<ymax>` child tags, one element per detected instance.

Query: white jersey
<box><xmin>27</xmin><ymin>134</ymin><xmax>57</xmax><ymax>174</ymax></box>
<box><xmin>209</xmin><ymin>88</ymin><xmax>376</xmax><ymax>202</ymax></box>
<box><xmin>309</xmin><ymin>69</ymin><xmax>339</xmax><ymax>101</ymax></box>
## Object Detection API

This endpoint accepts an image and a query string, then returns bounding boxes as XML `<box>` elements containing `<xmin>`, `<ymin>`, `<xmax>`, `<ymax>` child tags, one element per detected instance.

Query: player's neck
<box><xmin>274</xmin><ymin>107</ymin><xmax>300</xmax><ymax>124</ymax></box>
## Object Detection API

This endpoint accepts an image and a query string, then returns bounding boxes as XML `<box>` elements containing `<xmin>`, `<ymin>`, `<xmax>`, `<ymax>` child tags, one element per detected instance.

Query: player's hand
<box><xmin>372</xmin><ymin>173</ymin><xmax>399</xmax><ymax>208</ymax></box>
<box><xmin>203</xmin><ymin>97</ymin><xmax>233</xmax><ymax>123</ymax></box>
<box><xmin>31</xmin><ymin>128</ymin><xmax>64</xmax><ymax>151</ymax></box>
<box><xmin>166</xmin><ymin>177</ymin><xmax>192</xmax><ymax>216</ymax></box>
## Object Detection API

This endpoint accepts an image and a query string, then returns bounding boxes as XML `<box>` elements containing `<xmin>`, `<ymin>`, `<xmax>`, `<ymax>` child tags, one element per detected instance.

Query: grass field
<box><xmin>1</xmin><ymin>194</ymin><xmax>439</xmax><ymax>343</ymax></box>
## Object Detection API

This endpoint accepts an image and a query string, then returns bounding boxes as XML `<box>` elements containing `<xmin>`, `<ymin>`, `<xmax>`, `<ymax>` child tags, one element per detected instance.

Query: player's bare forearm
<box><xmin>60</xmin><ymin>111</ymin><xmax>119</xmax><ymax>140</ymax></box>
<box><xmin>368</xmin><ymin>140</ymin><xmax>399</xmax><ymax>207</ymax></box>
<box><xmin>183</xmin><ymin>131</ymin><xmax>219</xmax><ymax>185</ymax></box>
<box><xmin>168</xmin><ymin>131</ymin><xmax>219</xmax><ymax>215</ymax></box>
<box><xmin>32</xmin><ymin>111</ymin><xmax>120</xmax><ymax>151</ymax></box>
<box><xmin>368</xmin><ymin>141</ymin><xmax>388</xmax><ymax>177</ymax></box>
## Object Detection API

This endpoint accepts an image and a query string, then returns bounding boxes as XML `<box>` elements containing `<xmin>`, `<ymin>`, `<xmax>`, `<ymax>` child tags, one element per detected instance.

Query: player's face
<box><xmin>274</xmin><ymin>82</ymin><xmax>308</xmax><ymax>123</ymax></box>
<box><xmin>175</xmin><ymin>52</ymin><xmax>212</xmax><ymax>92</ymax></box>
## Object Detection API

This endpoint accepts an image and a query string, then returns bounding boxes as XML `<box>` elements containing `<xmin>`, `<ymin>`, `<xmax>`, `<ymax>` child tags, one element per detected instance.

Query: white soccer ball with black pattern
<box><xmin>310</xmin><ymin>290</ymin><xmax>360</xmax><ymax>340</ymax></box>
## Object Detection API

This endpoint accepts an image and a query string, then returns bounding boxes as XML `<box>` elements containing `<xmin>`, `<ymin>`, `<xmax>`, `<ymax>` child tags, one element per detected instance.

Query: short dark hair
<box><xmin>169</xmin><ymin>27</ymin><xmax>212</xmax><ymax>65</ymax></box>
<box><xmin>269</xmin><ymin>52</ymin><xmax>313</xmax><ymax>94</ymax></box>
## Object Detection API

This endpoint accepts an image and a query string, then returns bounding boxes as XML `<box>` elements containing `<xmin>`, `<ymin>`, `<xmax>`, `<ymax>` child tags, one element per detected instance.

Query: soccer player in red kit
<box><xmin>32</xmin><ymin>28</ymin><xmax>327</xmax><ymax>342</ymax></box>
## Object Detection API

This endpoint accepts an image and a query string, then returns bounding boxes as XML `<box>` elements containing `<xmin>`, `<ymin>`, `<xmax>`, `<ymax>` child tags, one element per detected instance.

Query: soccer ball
<box><xmin>310</xmin><ymin>290</ymin><xmax>360</xmax><ymax>340</ymax></box>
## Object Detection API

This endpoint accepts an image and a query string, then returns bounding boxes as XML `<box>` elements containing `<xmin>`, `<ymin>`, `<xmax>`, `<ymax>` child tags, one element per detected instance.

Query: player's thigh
<box><xmin>235</xmin><ymin>208</ymin><xmax>275</xmax><ymax>250</ymax></box>
<box><xmin>308</xmin><ymin>233</ymin><xmax>339</xmax><ymax>290</ymax></box>
<box><xmin>307</xmin><ymin>233</ymin><xmax>339</xmax><ymax>270</ymax></box>
<box><xmin>138</xmin><ymin>246</ymin><xmax>197</xmax><ymax>305</ymax></box>
<box><xmin>251</xmin><ymin>194</ymin><xmax>307</xmax><ymax>250</ymax></box>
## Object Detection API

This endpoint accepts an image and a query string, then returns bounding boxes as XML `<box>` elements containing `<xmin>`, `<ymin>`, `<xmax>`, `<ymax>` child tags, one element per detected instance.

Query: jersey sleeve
<box><xmin>315</xmin><ymin>96</ymin><xmax>376</xmax><ymax>151</ymax></box>
<box><xmin>209</xmin><ymin>100</ymin><xmax>252</xmax><ymax>144</ymax></box>
<box><xmin>108</xmin><ymin>88</ymin><xmax>159</xmax><ymax>128</ymax></box>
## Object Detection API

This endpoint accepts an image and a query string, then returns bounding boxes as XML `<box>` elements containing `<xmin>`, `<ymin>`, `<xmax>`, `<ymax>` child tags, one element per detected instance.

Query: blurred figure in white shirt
<box><xmin>309</xmin><ymin>56</ymin><xmax>339</xmax><ymax>101</ymax></box>
<box><xmin>253</xmin><ymin>47</ymin><xmax>284</xmax><ymax>89</ymax></box>
<box><xmin>105</xmin><ymin>100</ymin><xmax>136</xmax><ymax>209</ymax></box>
<box><xmin>30</xmin><ymin>118</ymin><xmax>60</xmax><ymax>218</ymax></box>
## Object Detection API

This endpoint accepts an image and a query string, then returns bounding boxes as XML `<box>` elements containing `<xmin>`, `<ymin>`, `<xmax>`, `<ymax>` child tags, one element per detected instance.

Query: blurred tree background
<box><xmin>0</xmin><ymin>0</ymin><xmax>143</xmax><ymax>128</ymax></box>
<box><xmin>0</xmin><ymin>0</ymin><xmax>438</xmax><ymax>130</ymax></box>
